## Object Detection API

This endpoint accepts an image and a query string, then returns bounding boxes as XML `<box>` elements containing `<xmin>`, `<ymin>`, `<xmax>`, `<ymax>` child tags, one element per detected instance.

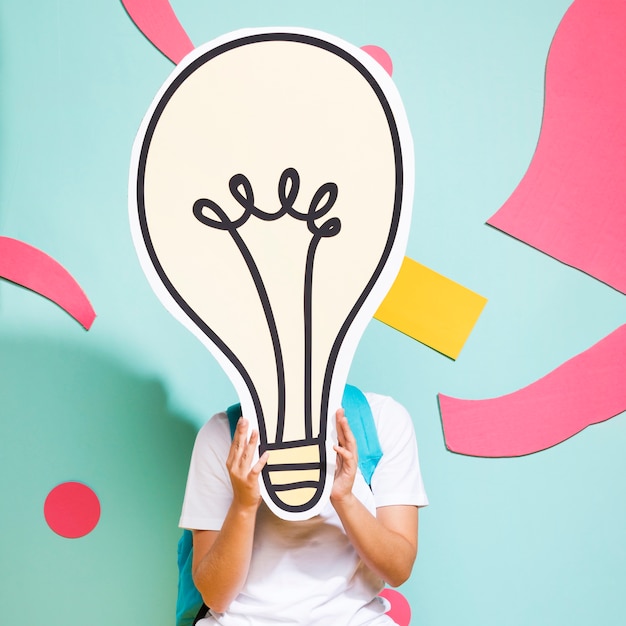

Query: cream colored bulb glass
<box><xmin>129</xmin><ymin>28</ymin><xmax>414</xmax><ymax>521</ymax></box>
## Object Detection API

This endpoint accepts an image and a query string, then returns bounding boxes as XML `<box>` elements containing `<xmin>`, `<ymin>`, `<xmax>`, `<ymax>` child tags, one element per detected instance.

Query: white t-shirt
<box><xmin>179</xmin><ymin>392</ymin><xmax>429</xmax><ymax>626</ymax></box>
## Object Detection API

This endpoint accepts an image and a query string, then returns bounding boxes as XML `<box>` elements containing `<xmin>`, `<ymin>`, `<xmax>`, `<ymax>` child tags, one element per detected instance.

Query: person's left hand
<box><xmin>331</xmin><ymin>408</ymin><xmax>358</xmax><ymax>503</ymax></box>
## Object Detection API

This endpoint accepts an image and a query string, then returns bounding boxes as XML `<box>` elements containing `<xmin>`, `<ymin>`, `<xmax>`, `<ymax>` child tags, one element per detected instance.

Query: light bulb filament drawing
<box><xmin>193</xmin><ymin>167</ymin><xmax>341</xmax><ymax>507</ymax></box>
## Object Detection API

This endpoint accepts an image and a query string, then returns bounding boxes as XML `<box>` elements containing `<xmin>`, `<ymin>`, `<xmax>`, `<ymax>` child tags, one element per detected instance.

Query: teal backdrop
<box><xmin>1</xmin><ymin>1</ymin><xmax>625</xmax><ymax>624</ymax></box>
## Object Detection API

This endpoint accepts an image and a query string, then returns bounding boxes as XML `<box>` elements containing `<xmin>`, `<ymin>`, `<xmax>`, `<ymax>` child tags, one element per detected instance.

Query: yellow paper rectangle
<box><xmin>375</xmin><ymin>257</ymin><xmax>487</xmax><ymax>359</ymax></box>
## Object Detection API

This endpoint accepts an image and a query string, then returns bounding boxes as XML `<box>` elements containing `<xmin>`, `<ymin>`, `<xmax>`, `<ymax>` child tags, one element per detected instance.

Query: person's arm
<box><xmin>191</xmin><ymin>418</ymin><xmax>269</xmax><ymax>613</ymax></box>
<box><xmin>330</xmin><ymin>409</ymin><xmax>418</xmax><ymax>587</ymax></box>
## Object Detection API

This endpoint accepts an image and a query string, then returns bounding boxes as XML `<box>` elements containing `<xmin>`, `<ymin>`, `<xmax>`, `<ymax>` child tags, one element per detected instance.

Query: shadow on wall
<box><xmin>0</xmin><ymin>334</ymin><xmax>199</xmax><ymax>626</ymax></box>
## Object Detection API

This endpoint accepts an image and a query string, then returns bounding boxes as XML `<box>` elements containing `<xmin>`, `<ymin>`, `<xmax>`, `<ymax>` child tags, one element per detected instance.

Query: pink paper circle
<box><xmin>361</xmin><ymin>45</ymin><xmax>393</xmax><ymax>76</ymax></box>
<box><xmin>44</xmin><ymin>482</ymin><xmax>100</xmax><ymax>538</ymax></box>
<box><xmin>379</xmin><ymin>588</ymin><xmax>411</xmax><ymax>626</ymax></box>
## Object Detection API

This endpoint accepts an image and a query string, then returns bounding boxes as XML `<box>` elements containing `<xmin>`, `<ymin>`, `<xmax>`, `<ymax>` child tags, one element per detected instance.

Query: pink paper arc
<box><xmin>439</xmin><ymin>325</ymin><xmax>626</xmax><ymax>457</ymax></box>
<box><xmin>487</xmin><ymin>0</ymin><xmax>626</xmax><ymax>294</ymax></box>
<box><xmin>0</xmin><ymin>236</ymin><xmax>96</xmax><ymax>330</ymax></box>
<box><xmin>379</xmin><ymin>588</ymin><xmax>411</xmax><ymax>626</ymax></box>
<box><xmin>361</xmin><ymin>45</ymin><xmax>393</xmax><ymax>76</ymax></box>
<box><xmin>121</xmin><ymin>0</ymin><xmax>194</xmax><ymax>64</ymax></box>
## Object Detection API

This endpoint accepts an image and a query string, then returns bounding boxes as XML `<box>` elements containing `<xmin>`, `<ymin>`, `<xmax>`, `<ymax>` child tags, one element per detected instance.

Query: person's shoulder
<box><xmin>362</xmin><ymin>391</ymin><xmax>417</xmax><ymax>447</ymax></box>
<box><xmin>363</xmin><ymin>392</ymin><xmax>412</xmax><ymax>424</ymax></box>
<box><xmin>364</xmin><ymin>391</ymin><xmax>427</xmax><ymax>505</ymax></box>
<box><xmin>196</xmin><ymin>411</ymin><xmax>231</xmax><ymax>446</ymax></box>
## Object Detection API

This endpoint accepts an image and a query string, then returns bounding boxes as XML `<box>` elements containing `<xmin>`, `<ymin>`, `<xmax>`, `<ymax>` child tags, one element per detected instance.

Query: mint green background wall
<box><xmin>1</xmin><ymin>1</ymin><xmax>624</xmax><ymax>624</ymax></box>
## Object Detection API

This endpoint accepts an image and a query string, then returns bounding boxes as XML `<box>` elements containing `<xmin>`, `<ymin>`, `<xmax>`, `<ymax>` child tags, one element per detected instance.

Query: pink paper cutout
<box><xmin>121</xmin><ymin>0</ymin><xmax>194</xmax><ymax>64</ymax></box>
<box><xmin>439</xmin><ymin>325</ymin><xmax>626</xmax><ymax>457</ymax></box>
<box><xmin>379</xmin><ymin>588</ymin><xmax>411</xmax><ymax>626</ymax></box>
<box><xmin>0</xmin><ymin>236</ymin><xmax>96</xmax><ymax>329</ymax></box>
<box><xmin>361</xmin><ymin>45</ymin><xmax>393</xmax><ymax>76</ymax></box>
<box><xmin>44</xmin><ymin>482</ymin><xmax>101</xmax><ymax>539</ymax></box>
<box><xmin>487</xmin><ymin>0</ymin><xmax>626</xmax><ymax>294</ymax></box>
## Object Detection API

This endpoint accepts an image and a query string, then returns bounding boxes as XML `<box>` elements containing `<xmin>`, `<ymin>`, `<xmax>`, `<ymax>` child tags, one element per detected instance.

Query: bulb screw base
<box><xmin>261</xmin><ymin>438</ymin><xmax>326</xmax><ymax>512</ymax></box>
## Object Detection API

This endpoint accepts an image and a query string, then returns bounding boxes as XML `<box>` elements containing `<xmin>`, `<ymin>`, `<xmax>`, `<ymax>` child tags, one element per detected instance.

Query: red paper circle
<box><xmin>379</xmin><ymin>588</ymin><xmax>411</xmax><ymax>626</ymax></box>
<box><xmin>44</xmin><ymin>482</ymin><xmax>100</xmax><ymax>538</ymax></box>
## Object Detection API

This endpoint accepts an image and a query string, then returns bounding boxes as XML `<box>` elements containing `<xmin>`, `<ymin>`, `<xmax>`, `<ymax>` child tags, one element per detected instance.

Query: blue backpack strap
<box><xmin>342</xmin><ymin>384</ymin><xmax>383</xmax><ymax>485</ymax></box>
<box><xmin>176</xmin><ymin>529</ymin><xmax>206</xmax><ymax>626</ymax></box>
<box><xmin>226</xmin><ymin>403</ymin><xmax>242</xmax><ymax>438</ymax></box>
<box><xmin>175</xmin><ymin>403</ymin><xmax>241</xmax><ymax>625</ymax></box>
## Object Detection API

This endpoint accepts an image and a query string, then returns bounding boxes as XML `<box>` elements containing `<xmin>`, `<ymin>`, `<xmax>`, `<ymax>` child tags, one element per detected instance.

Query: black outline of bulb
<box><xmin>134</xmin><ymin>31</ymin><xmax>405</xmax><ymax>515</ymax></box>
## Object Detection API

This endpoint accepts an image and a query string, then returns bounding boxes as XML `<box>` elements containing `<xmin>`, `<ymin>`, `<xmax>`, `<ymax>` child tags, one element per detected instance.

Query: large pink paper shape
<box><xmin>439</xmin><ymin>325</ymin><xmax>626</xmax><ymax>457</ymax></box>
<box><xmin>0</xmin><ymin>236</ymin><xmax>96</xmax><ymax>329</ymax></box>
<box><xmin>487</xmin><ymin>0</ymin><xmax>626</xmax><ymax>294</ymax></box>
<box><xmin>121</xmin><ymin>0</ymin><xmax>194</xmax><ymax>64</ymax></box>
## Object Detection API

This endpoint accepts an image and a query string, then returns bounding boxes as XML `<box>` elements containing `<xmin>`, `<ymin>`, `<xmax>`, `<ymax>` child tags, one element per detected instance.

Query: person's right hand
<box><xmin>225</xmin><ymin>417</ymin><xmax>269</xmax><ymax>510</ymax></box>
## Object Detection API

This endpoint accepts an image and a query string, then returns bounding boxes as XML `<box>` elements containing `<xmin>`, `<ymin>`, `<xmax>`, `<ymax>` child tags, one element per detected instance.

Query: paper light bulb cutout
<box><xmin>129</xmin><ymin>28</ymin><xmax>414</xmax><ymax>520</ymax></box>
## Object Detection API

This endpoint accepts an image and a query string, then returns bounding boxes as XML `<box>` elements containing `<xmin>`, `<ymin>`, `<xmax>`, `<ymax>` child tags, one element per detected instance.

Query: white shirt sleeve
<box><xmin>366</xmin><ymin>393</ymin><xmax>429</xmax><ymax>508</ymax></box>
<box><xmin>179</xmin><ymin>412</ymin><xmax>234</xmax><ymax>531</ymax></box>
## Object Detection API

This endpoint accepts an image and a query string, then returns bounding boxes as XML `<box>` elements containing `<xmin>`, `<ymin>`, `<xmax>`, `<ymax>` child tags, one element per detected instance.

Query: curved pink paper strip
<box><xmin>487</xmin><ymin>0</ymin><xmax>626</xmax><ymax>294</ymax></box>
<box><xmin>379</xmin><ymin>588</ymin><xmax>411</xmax><ymax>626</ymax></box>
<box><xmin>439</xmin><ymin>325</ymin><xmax>626</xmax><ymax>457</ymax></box>
<box><xmin>361</xmin><ymin>45</ymin><xmax>393</xmax><ymax>76</ymax></box>
<box><xmin>121</xmin><ymin>0</ymin><xmax>194</xmax><ymax>64</ymax></box>
<box><xmin>0</xmin><ymin>237</ymin><xmax>96</xmax><ymax>330</ymax></box>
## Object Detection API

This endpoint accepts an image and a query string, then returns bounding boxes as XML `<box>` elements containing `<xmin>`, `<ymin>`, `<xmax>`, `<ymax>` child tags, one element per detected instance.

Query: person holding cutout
<box><xmin>179</xmin><ymin>393</ymin><xmax>428</xmax><ymax>625</ymax></box>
